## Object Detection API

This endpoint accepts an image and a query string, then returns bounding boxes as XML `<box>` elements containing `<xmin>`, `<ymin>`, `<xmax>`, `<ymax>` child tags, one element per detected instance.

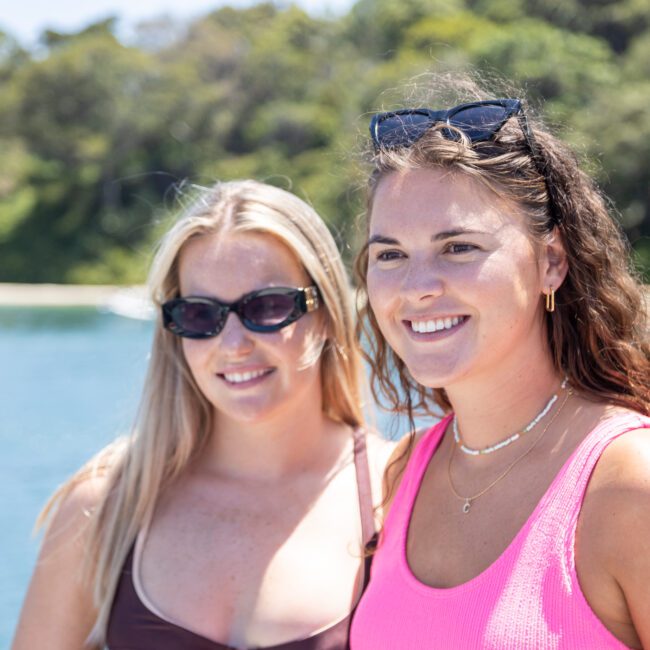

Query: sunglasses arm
<box><xmin>516</xmin><ymin>114</ymin><xmax>561</xmax><ymax>226</ymax></box>
<box><xmin>303</xmin><ymin>286</ymin><xmax>320</xmax><ymax>312</ymax></box>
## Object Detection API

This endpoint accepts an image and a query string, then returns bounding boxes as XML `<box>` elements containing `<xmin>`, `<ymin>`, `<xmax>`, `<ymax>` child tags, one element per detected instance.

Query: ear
<box><xmin>540</xmin><ymin>228</ymin><xmax>568</xmax><ymax>294</ymax></box>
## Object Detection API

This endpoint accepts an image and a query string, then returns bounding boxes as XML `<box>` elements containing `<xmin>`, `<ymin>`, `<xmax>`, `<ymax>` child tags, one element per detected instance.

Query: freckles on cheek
<box><xmin>277</xmin><ymin>323</ymin><xmax>322</xmax><ymax>372</ymax></box>
<box><xmin>509</xmin><ymin>266</ymin><xmax>539</xmax><ymax>310</ymax></box>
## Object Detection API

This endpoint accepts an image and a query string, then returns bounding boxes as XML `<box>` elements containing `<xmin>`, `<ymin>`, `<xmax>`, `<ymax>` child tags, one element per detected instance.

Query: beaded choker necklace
<box><xmin>448</xmin><ymin>381</ymin><xmax>571</xmax><ymax>513</ymax></box>
<box><xmin>453</xmin><ymin>378</ymin><xmax>567</xmax><ymax>456</ymax></box>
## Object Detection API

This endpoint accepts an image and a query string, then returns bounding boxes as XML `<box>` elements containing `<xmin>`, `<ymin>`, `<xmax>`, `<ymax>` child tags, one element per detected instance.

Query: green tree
<box><xmin>1</xmin><ymin>26</ymin><xmax>193</xmax><ymax>281</ymax></box>
<box><xmin>0</xmin><ymin>1</ymin><xmax>647</xmax><ymax>282</ymax></box>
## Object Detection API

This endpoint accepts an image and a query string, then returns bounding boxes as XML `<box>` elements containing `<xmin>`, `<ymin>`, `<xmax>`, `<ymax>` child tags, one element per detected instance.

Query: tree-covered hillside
<box><xmin>1</xmin><ymin>0</ymin><xmax>648</xmax><ymax>283</ymax></box>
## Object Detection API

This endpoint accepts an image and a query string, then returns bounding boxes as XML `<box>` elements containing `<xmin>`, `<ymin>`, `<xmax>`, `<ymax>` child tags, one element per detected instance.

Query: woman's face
<box><xmin>178</xmin><ymin>231</ymin><xmax>325</xmax><ymax>426</ymax></box>
<box><xmin>366</xmin><ymin>167</ymin><xmax>557</xmax><ymax>390</ymax></box>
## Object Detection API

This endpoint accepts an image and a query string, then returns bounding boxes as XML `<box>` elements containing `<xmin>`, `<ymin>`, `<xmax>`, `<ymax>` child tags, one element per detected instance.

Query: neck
<box><xmin>196</xmin><ymin>393</ymin><xmax>348</xmax><ymax>482</ymax></box>
<box><xmin>447</xmin><ymin>345</ymin><xmax>564</xmax><ymax>452</ymax></box>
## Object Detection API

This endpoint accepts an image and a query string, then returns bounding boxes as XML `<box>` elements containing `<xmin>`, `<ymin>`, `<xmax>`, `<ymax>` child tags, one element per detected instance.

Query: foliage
<box><xmin>0</xmin><ymin>0</ymin><xmax>648</xmax><ymax>283</ymax></box>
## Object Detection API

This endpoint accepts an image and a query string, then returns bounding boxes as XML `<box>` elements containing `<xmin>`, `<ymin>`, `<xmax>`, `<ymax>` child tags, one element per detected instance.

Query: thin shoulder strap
<box><xmin>352</xmin><ymin>427</ymin><xmax>376</xmax><ymax>545</ymax></box>
<box><xmin>562</xmin><ymin>413</ymin><xmax>650</xmax><ymax>524</ymax></box>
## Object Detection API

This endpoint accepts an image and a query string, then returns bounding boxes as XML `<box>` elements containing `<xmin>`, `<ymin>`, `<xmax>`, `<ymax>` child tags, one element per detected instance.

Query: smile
<box><xmin>219</xmin><ymin>368</ymin><xmax>274</xmax><ymax>384</ymax></box>
<box><xmin>409</xmin><ymin>316</ymin><xmax>468</xmax><ymax>334</ymax></box>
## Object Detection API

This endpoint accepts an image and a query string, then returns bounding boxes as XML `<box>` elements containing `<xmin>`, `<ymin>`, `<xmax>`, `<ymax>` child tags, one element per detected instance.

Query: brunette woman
<box><xmin>351</xmin><ymin>80</ymin><xmax>650</xmax><ymax>648</ymax></box>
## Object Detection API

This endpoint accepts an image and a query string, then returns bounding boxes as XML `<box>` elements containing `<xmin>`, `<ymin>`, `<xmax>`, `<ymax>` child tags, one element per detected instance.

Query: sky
<box><xmin>0</xmin><ymin>0</ymin><xmax>355</xmax><ymax>47</ymax></box>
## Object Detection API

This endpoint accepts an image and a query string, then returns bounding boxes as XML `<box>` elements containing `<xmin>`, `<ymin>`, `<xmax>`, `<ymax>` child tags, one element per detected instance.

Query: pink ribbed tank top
<box><xmin>351</xmin><ymin>412</ymin><xmax>650</xmax><ymax>649</ymax></box>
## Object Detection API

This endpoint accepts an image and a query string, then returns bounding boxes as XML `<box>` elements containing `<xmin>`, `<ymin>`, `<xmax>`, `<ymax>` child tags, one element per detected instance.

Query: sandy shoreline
<box><xmin>1</xmin><ymin>282</ymin><xmax>648</xmax><ymax>317</ymax></box>
<box><xmin>0</xmin><ymin>283</ymin><xmax>149</xmax><ymax>307</ymax></box>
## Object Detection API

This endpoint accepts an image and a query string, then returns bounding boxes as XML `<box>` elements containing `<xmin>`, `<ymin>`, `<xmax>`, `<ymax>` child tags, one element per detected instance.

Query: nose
<box><xmin>401</xmin><ymin>254</ymin><xmax>445</xmax><ymax>303</ymax></box>
<box><xmin>217</xmin><ymin>312</ymin><xmax>255</xmax><ymax>357</ymax></box>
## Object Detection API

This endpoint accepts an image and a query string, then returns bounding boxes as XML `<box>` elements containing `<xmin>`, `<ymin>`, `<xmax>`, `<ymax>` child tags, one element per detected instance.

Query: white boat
<box><xmin>101</xmin><ymin>286</ymin><xmax>155</xmax><ymax>321</ymax></box>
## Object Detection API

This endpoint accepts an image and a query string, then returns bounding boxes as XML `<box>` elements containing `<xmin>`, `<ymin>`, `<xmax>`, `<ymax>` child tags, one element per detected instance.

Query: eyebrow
<box><xmin>431</xmin><ymin>229</ymin><xmax>487</xmax><ymax>241</ymax></box>
<box><xmin>367</xmin><ymin>235</ymin><xmax>399</xmax><ymax>246</ymax></box>
<box><xmin>366</xmin><ymin>229</ymin><xmax>488</xmax><ymax>246</ymax></box>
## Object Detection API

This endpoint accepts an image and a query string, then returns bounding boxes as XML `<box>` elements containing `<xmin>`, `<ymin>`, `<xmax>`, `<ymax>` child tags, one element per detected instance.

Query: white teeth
<box><xmin>410</xmin><ymin>316</ymin><xmax>464</xmax><ymax>333</ymax></box>
<box><xmin>223</xmin><ymin>369</ymin><xmax>268</xmax><ymax>383</ymax></box>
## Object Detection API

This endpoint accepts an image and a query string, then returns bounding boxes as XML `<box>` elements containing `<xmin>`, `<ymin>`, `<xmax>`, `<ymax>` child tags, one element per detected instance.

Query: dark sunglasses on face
<box><xmin>369</xmin><ymin>98</ymin><xmax>560</xmax><ymax>225</ymax></box>
<box><xmin>162</xmin><ymin>286</ymin><xmax>320</xmax><ymax>339</ymax></box>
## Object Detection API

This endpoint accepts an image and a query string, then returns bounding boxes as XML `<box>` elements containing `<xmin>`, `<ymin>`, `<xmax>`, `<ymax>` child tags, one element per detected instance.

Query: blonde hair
<box><xmin>38</xmin><ymin>180</ymin><xmax>365</xmax><ymax>645</ymax></box>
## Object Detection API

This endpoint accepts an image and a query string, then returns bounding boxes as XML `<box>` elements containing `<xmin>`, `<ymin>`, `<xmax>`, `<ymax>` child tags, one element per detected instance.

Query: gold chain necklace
<box><xmin>447</xmin><ymin>386</ymin><xmax>571</xmax><ymax>514</ymax></box>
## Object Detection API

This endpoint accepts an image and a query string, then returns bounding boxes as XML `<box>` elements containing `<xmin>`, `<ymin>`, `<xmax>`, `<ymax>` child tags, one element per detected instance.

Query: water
<box><xmin>0</xmin><ymin>307</ymin><xmax>152</xmax><ymax>647</ymax></box>
<box><xmin>0</xmin><ymin>306</ymin><xmax>420</xmax><ymax>646</ymax></box>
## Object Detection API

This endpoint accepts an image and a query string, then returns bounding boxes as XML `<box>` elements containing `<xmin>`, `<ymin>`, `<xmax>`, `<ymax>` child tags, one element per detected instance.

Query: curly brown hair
<box><xmin>355</xmin><ymin>77</ymin><xmax>650</xmax><ymax>443</ymax></box>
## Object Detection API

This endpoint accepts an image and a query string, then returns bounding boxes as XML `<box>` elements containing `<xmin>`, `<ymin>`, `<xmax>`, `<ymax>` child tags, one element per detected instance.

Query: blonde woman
<box><xmin>13</xmin><ymin>180</ymin><xmax>393</xmax><ymax>650</ymax></box>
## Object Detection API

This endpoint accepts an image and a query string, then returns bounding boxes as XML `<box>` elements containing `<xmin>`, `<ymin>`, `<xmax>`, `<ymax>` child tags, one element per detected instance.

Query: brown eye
<box><xmin>446</xmin><ymin>243</ymin><xmax>478</xmax><ymax>254</ymax></box>
<box><xmin>376</xmin><ymin>250</ymin><xmax>404</xmax><ymax>262</ymax></box>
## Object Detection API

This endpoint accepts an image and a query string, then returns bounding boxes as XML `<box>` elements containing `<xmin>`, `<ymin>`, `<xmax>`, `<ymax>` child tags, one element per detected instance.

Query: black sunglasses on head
<box><xmin>162</xmin><ymin>286</ymin><xmax>320</xmax><ymax>339</ymax></box>
<box><xmin>369</xmin><ymin>98</ymin><xmax>560</xmax><ymax>225</ymax></box>
<box><xmin>370</xmin><ymin>99</ymin><xmax>528</xmax><ymax>149</ymax></box>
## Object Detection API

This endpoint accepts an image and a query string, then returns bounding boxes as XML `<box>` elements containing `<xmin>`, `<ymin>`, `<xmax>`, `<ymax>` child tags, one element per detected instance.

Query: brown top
<box><xmin>106</xmin><ymin>428</ymin><xmax>376</xmax><ymax>650</ymax></box>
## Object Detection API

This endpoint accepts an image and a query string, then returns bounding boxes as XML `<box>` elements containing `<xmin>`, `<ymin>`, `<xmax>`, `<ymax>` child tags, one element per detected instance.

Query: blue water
<box><xmin>0</xmin><ymin>307</ymin><xmax>417</xmax><ymax>646</ymax></box>
<box><xmin>0</xmin><ymin>307</ymin><xmax>152</xmax><ymax>647</ymax></box>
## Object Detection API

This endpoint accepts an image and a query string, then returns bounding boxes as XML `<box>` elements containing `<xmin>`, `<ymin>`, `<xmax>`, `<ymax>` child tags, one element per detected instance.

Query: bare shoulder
<box><xmin>588</xmin><ymin>422</ymin><xmax>650</xmax><ymax>496</ymax></box>
<box><xmin>47</xmin><ymin>473</ymin><xmax>111</xmax><ymax>539</ymax></box>
<box><xmin>12</xmin><ymin>473</ymin><xmax>111</xmax><ymax>650</ymax></box>
<box><xmin>578</xmin><ymin>417</ymin><xmax>650</xmax><ymax>647</ymax></box>
<box><xmin>581</xmin><ymin>420</ymin><xmax>650</xmax><ymax>548</ymax></box>
<box><xmin>575</xmin><ymin>403</ymin><xmax>650</xmax><ymax>496</ymax></box>
<box><xmin>581</xmin><ymin>412</ymin><xmax>650</xmax><ymax>534</ymax></box>
<box><xmin>36</xmin><ymin>435</ymin><xmax>127</xmax><ymax>552</ymax></box>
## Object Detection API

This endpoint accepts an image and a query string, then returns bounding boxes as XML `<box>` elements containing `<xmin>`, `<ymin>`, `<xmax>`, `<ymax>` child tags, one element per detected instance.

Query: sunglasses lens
<box><xmin>449</xmin><ymin>105</ymin><xmax>511</xmax><ymax>142</ymax></box>
<box><xmin>242</xmin><ymin>293</ymin><xmax>297</xmax><ymax>328</ymax></box>
<box><xmin>169</xmin><ymin>301</ymin><xmax>224</xmax><ymax>337</ymax></box>
<box><xmin>376</xmin><ymin>112</ymin><xmax>434</xmax><ymax>148</ymax></box>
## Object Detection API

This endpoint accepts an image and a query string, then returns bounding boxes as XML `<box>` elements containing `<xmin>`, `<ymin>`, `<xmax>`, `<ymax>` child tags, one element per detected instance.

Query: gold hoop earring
<box><xmin>545</xmin><ymin>287</ymin><xmax>555</xmax><ymax>313</ymax></box>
